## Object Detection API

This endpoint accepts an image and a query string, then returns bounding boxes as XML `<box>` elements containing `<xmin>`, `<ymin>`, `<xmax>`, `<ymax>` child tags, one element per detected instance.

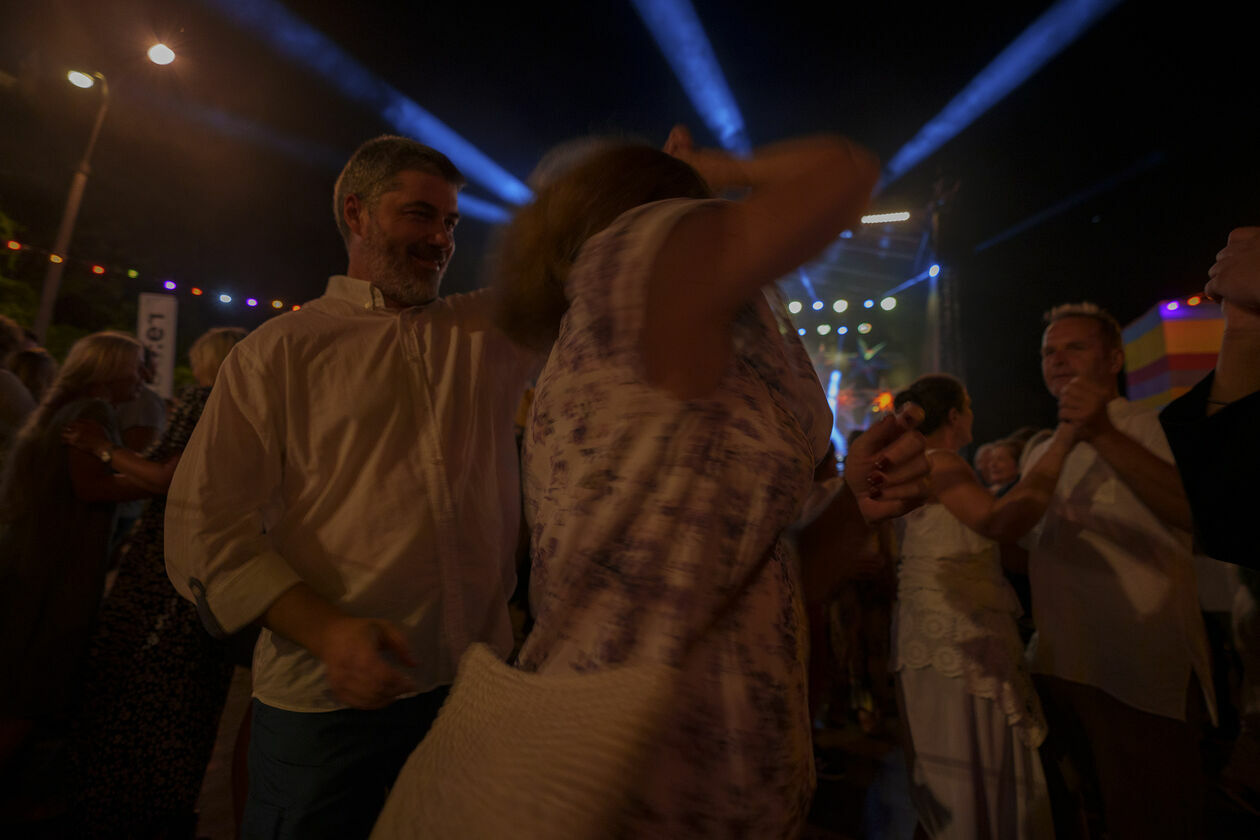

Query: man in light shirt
<box><xmin>165</xmin><ymin>136</ymin><xmax>537</xmax><ymax>839</ymax></box>
<box><xmin>1024</xmin><ymin>302</ymin><xmax>1214</xmax><ymax>839</ymax></box>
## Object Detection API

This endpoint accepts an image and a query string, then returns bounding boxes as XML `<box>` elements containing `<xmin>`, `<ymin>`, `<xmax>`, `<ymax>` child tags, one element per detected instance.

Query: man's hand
<box><xmin>316</xmin><ymin>616</ymin><xmax>419</xmax><ymax>710</ymax></box>
<box><xmin>1057</xmin><ymin>376</ymin><xmax>1113</xmax><ymax>440</ymax></box>
<box><xmin>844</xmin><ymin>403</ymin><xmax>930</xmax><ymax>522</ymax></box>
<box><xmin>1207</xmin><ymin>226</ymin><xmax>1260</xmax><ymax>329</ymax></box>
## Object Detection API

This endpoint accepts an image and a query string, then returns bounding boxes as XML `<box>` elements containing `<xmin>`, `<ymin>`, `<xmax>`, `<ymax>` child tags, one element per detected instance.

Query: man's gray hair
<box><xmin>1044</xmin><ymin>301</ymin><xmax>1123</xmax><ymax>350</ymax></box>
<box><xmin>333</xmin><ymin>136</ymin><xmax>465</xmax><ymax>245</ymax></box>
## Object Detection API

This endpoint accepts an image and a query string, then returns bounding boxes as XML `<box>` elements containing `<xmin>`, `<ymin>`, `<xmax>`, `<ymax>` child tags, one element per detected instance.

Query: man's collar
<box><xmin>324</xmin><ymin>275</ymin><xmax>389</xmax><ymax>311</ymax></box>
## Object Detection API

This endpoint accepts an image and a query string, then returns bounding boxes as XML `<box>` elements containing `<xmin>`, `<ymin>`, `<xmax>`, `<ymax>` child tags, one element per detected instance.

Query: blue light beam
<box><xmin>826</xmin><ymin>370</ymin><xmax>847</xmax><ymax>456</ymax></box>
<box><xmin>882</xmin><ymin>267</ymin><xmax>934</xmax><ymax>298</ymax></box>
<box><xmin>797</xmin><ymin>269</ymin><xmax>820</xmax><ymax>305</ymax></box>
<box><xmin>631</xmin><ymin>0</ymin><xmax>751</xmax><ymax>154</ymax></box>
<box><xmin>125</xmin><ymin>87</ymin><xmax>509</xmax><ymax>223</ymax></box>
<box><xmin>880</xmin><ymin>0</ymin><xmax>1123</xmax><ymax>190</ymax></box>
<box><xmin>200</xmin><ymin>0</ymin><xmax>532</xmax><ymax>206</ymax></box>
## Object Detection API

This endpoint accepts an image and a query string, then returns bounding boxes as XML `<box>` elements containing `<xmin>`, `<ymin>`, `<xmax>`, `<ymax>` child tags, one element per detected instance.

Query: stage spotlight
<box><xmin>858</xmin><ymin>322</ymin><xmax>872</xmax><ymax>334</ymax></box>
<box><xmin>797</xmin><ymin>327</ymin><xmax>806</xmax><ymax>336</ymax></box>
<box><xmin>292</xmin><ymin>304</ymin><xmax>301</xmax><ymax>311</ymax></box>
<box><xmin>91</xmin><ymin>265</ymin><xmax>106</xmax><ymax>275</ymax></box>
<box><xmin>1187</xmin><ymin>296</ymin><xmax>1202</xmax><ymax>306</ymax></box>
<box><xmin>861</xmin><ymin>212</ymin><xmax>910</xmax><ymax>224</ymax></box>
<box><xmin>272</xmin><ymin>300</ymin><xmax>284</xmax><ymax>309</ymax></box>
<box><xmin>163</xmin><ymin>280</ymin><xmax>177</xmax><ymax>290</ymax></box>
<box><xmin>817</xmin><ymin>324</ymin><xmax>832</xmax><ymax>335</ymax></box>
<box><xmin>1164</xmin><ymin>301</ymin><xmax>1179</xmax><ymax>312</ymax></box>
<box><xmin>788</xmin><ymin>300</ymin><xmax>803</xmax><ymax>314</ymax></box>
<box><xmin>127</xmin><ymin>269</ymin><xmax>139</xmax><ymax>278</ymax></box>
<box><xmin>833</xmin><ymin>299</ymin><xmax>848</xmax><ymax>313</ymax></box>
<box><xmin>863</xmin><ymin>299</ymin><xmax>874</xmax><ymax>309</ymax></box>
<box><xmin>929</xmin><ymin>264</ymin><xmax>941</xmax><ymax>277</ymax></box>
<box><xmin>5</xmin><ymin>240</ymin><xmax>20</xmax><ymax>250</ymax></box>
<box><xmin>837</xmin><ymin>326</ymin><xmax>849</xmax><ymax>335</ymax></box>
<box><xmin>49</xmin><ymin>254</ymin><xmax>63</xmax><ymax>264</ymax></box>
<box><xmin>219</xmin><ymin>293</ymin><xmax>232</xmax><ymax>303</ymax></box>
<box><xmin>246</xmin><ymin>298</ymin><xmax>258</xmax><ymax>307</ymax></box>
<box><xmin>880</xmin><ymin>297</ymin><xmax>896</xmax><ymax>311</ymax></box>
<box><xmin>839</xmin><ymin>230</ymin><xmax>853</xmax><ymax>239</ymax></box>
<box><xmin>811</xmin><ymin>301</ymin><xmax>824</xmax><ymax>311</ymax></box>
<box><xmin>191</xmin><ymin>287</ymin><xmax>203</xmax><ymax>296</ymax></box>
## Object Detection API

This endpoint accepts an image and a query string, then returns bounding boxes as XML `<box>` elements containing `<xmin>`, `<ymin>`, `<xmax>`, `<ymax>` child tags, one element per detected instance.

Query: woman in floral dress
<box><xmin>495</xmin><ymin>128</ymin><xmax>926</xmax><ymax>837</ymax></box>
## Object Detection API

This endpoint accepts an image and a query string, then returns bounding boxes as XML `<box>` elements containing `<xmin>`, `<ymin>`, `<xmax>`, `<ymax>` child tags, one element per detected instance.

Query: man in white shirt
<box><xmin>165</xmin><ymin>136</ymin><xmax>536</xmax><ymax>839</ymax></box>
<box><xmin>1024</xmin><ymin>302</ymin><xmax>1214</xmax><ymax>839</ymax></box>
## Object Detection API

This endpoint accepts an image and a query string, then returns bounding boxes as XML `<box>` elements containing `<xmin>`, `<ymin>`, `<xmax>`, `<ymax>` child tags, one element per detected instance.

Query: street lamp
<box><xmin>147</xmin><ymin>43</ymin><xmax>175</xmax><ymax>65</ymax></box>
<box><xmin>33</xmin><ymin>45</ymin><xmax>175</xmax><ymax>341</ymax></box>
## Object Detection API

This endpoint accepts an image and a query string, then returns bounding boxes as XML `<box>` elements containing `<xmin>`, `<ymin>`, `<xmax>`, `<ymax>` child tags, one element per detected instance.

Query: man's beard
<box><xmin>364</xmin><ymin>232</ymin><xmax>445</xmax><ymax>307</ymax></box>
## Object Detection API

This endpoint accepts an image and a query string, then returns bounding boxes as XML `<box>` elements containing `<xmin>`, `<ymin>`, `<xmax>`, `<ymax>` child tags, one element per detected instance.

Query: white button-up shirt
<box><xmin>165</xmin><ymin>276</ymin><xmax>537</xmax><ymax>712</ymax></box>
<box><xmin>1025</xmin><ymin>397</ymin><xmax>1214</xmax><ymax>723</ymax></box>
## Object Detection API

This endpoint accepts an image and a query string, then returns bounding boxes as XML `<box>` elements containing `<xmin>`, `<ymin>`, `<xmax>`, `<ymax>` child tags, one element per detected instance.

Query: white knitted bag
<box><xmin>370</xmin><ymin>642</ymin><xmax>677</xmax><ymax>839</ymax></box>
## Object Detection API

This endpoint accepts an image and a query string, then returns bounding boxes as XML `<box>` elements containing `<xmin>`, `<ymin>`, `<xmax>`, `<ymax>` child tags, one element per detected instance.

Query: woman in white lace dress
<box><xmin>891</xmin><ymin>374</ymin><xmax>1077</xmax><ymax>839</ymax></box>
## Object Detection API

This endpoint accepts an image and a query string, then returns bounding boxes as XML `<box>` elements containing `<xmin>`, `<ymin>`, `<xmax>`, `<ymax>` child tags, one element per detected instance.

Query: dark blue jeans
<box><xmin>242</xmin><ymin>687</ymin><xmax>449</xmax><ymax>840</ymax></box>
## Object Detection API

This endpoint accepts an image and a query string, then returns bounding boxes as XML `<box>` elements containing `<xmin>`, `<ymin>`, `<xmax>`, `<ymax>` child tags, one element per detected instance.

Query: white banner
<box><xmin>137</xmin><ymin>292</ymin><xmax>178</xmax><ymax>400</ymax></box>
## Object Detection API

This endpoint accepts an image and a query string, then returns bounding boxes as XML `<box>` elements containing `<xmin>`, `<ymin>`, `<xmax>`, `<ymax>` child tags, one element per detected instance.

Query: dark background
<box><xmin>1</xmin><ymin>0</ymin><xmax>1254</xmax><ymax>441</ymax></box>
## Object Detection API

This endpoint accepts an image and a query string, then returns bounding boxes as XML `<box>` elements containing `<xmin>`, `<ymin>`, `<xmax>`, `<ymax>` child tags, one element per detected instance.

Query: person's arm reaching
<box><xmin>164</xmin><ymin>346</ymin><xmax>419</xmax><ymax>709</ymax></box>
<box><xmin>643</xmin><ymin>126</ymin><xmax>879</xmax><ymax>398</ymax></box>
<box><xmin>66</xmin><ymin>445</ymin><xmax>158</xmax><ymax>502</ymax></box>
<box><xmin>262</xmin><ymin>583</ymin><xmax>418</xmax><ymax>709</ymax></box>
<box><xmin>63</xmin><ymin>418</ymin><xmax>177</xmax><ymax>493</ymax></box>
<box><xmin>797</xmin><ymin>404</ymin><xmax>930</xmax><ymax>602</ymax></box>
<box><xmin>932</xmin><ymin>423</ymin><xmax>1077</xmax><ymax>544</ymax></box>
<box><xmin>1058</xmin><ymin>375</ymin><xmax>1193</xmax><ymax>532</ymax></box>
<box><xmin>1206</xmin><ymin>226</ymin><xmax>1260</xmax><ymax>413</ymax></box>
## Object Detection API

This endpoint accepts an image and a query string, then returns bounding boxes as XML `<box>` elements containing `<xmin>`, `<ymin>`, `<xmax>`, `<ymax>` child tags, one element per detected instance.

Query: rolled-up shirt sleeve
<box><xmin>165</xmin><ymin>346</ymin><xmax>301</xmax><ymax>637</ymax></box>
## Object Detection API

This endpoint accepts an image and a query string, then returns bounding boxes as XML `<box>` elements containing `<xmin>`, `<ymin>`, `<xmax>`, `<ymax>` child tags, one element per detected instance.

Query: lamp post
<box><xmin>33</xmin><ymin>44</ymin><xmax>175</xmax><ymax>341</ymax></box>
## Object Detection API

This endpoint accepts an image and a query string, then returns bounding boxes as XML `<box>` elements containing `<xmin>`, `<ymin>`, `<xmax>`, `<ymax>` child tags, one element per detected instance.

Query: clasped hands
<box><xmin>1208</xmin><ymin>226</ymin><xmax>1260</xmax><ymax>331</ymax></box>
<box><xmin>844</xmin><ymin>404</ymin><xmax>931</xmax><ymax>522</ymax></box>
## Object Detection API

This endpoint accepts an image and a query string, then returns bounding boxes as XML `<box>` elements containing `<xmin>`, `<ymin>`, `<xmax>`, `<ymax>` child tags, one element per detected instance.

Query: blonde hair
<box><xmin>10</xmin><ymin>348</ymin><xmax>58</xmax><ymax>403</ymax></box>
<box><xmin>1</xmin><ymin>331</ymin><xmax>142</xmax><ymax>517</ymax></box>
<box><xmin>1044</xmin><ymin>301</ymin><xmax>1122</xmax><ymax>350</ymax></box>
<box><xmin>24</xmin><ymin>331</ymin><xmax>142</xmax><ymax>431</ymax></box>
<box><xmin>189</xmin><ymin>327</ymin><xmax>248</xmax><ymax>385</ymax></box>
<box><xmin>492</xmin><ymin>143</ymin><xmax>712</xmax><ymax>351</ymax></box>
<box><xmin>973</xmin><ymin>442</ymin><xmax>994</xmax><ymax>470</ymax></box>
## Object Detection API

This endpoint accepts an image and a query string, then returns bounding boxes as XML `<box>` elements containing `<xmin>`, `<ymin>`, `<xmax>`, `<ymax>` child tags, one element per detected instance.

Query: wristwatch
<box><xmin>98</xmin><ymin>445</ymin><xmax>117</xmax><ymax>464</ymax></box>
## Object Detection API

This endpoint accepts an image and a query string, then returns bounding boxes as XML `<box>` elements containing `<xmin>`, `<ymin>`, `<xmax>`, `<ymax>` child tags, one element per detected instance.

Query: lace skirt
<box><xmin>892</xmin><ymin>587</ymin><xmax>1047</xmax><ymax>747</ymax></box>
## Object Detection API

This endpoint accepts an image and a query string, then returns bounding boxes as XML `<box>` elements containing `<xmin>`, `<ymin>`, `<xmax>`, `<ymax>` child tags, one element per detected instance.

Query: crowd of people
<box><xmin>0</xmin><ymin>128</ymin><xmax>1256</xmax><ymax>840</ymax></box>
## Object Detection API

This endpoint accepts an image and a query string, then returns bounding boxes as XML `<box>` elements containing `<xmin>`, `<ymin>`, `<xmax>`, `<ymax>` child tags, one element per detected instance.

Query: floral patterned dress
<box><xmin>517</xmin><ymin>199</ymin><xmax>832</xmax><ymax>838</ymax></box>
<box><xmin>69</xmin><ymin>386</ymin><xmax>238</xmax><ymax>838</ymax></box>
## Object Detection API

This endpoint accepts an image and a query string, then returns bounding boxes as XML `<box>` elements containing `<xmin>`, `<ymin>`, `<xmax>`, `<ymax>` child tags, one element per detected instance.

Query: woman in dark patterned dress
<box><xmin>494</xmin><ymin>129</ymin><xmax>927</xmax><ymax>837</ymax></box>
<box><xmin>62</xmin><ymin>327</ymin><xmax>247</xmax><ymax>839</ymax></box>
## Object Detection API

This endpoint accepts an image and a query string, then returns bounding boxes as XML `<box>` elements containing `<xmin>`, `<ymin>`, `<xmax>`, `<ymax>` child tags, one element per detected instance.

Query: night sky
<box><xmin>1</xmin><ymin>0</ymin><xmax>1254</xmax><ymax>444</ymax></box>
